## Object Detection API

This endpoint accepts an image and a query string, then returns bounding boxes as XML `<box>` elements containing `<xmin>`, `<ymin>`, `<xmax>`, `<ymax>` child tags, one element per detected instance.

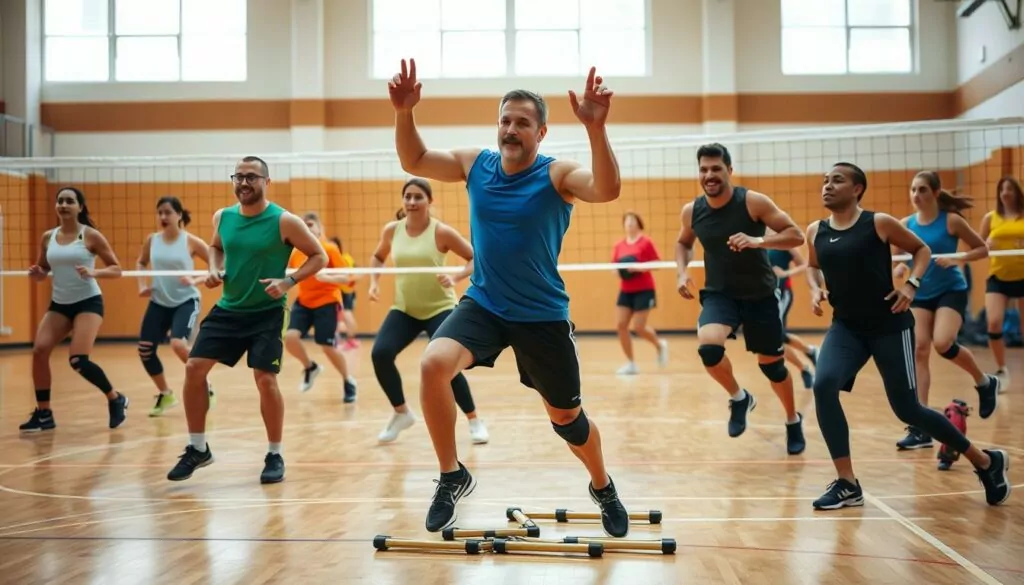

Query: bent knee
<box><xmin>185</xmin><ymin>357</ymin><xmax>214</xmax><ymax>378</ymax></box>
<box><xmin>551</xmin><ymin>409</ymin><xmax>590</xmax><ymax>446</ymax></box>
<box><xmin>169</xmin><ymin>338</ymin><xmax>189</xmax><ymax>352</ymax></box>
<box><xmin>420</xmin><ymin>339</ymin><xmax>471</xmax><ymax>377</ymax></box>
<box><xmin>253</xmin><ymin>370</ymin><xmax>279</xmax><ymax>391</ymax></box>
<box><xmin>284</xmin><ymin>330</ymin><xmax>302</xmax><ymax>341</ymax></box>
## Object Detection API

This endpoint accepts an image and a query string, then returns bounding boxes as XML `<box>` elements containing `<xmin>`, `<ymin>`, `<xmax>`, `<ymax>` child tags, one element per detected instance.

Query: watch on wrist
<box><xmin>907</xmin><ymin>276</ymin><xmax>920</xmax><ymax>289</ymax></box>
<box><xmin>287</xmin><ymin>275</ymin><xmax>298</xmax><ymax>286</ymax></box>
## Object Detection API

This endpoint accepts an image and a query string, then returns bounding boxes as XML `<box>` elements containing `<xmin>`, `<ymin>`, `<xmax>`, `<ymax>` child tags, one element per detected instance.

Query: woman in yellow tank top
<box><xmin>367</xmin><ymin>178</ymin><xmax>489</xmax><ymax>444</ymax></box>
<box><xmin>979</xmin><ymin>176</ymin><xmax>1024</xmax><ymax>388</ymax></box>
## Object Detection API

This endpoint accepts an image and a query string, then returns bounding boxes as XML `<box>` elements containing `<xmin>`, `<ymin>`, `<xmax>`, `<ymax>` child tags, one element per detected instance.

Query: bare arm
<box><xmin>947</xmin><ymin>213</ymin><xmax>989</xmax><ymax>263</ymax></box>
<box><xmin>785</xmin><ymin>247</ymin><xmax>809</xmax><ymax>278</ymax></box>
<box><xmin>208</xmin><ymin>210</ymin><xmax>225</xmax><ymax>276</ymax></box>
<box><xmin>979</xmin><ymin>211</ymin><xmax>994</xmax><ymax>245</ymax></box>
<box><xmin>804</xmin><ymin>222</ymin><xmax>827</xmax><ymax>293</ymax></box>
<box><xmin>437</xmin><ymin>223</ymin><xmax>475</xmax><ymax>283</ymax></box>
<box><xmin>891</xmin><ymin>216</ymin><xmax>912</xmax><ymax>277</ymax></box>
<box><xmin>136</xmin><ymin>234</ymin><xmax>153</xmax><ymax>292</ymax></box>
<box><xmin>85</xmin><ymin>229</ymin><xmax>122</xmax><ymax>279</ymax></box>
<box><xmin>675</xmin><ymin>203</ymin><xmax>696</xmax><ymax>276</ymax></box>
<box><xmin>552</xmin><ymin>141</ymin><xmax>621</xmax><ymax>204</ymax></box>
<box><xmin>876</xmin><ymin>213</ymin><xmax>930</xmax><ymax>282</ymax></box>
<box><xmin>395</xmin><ymin>111</ymin><xmax>481</xmax><ymax>183</ymax></box>
<box><xmin>281</xmin><ymin>213</ymin><xmax>327</xmax><ymax>285</ymax></box>
<box><xmin>29</xmin><ymin>230</ymin><xmax>53</xmax><ymax>280</ymax></box>
<box><xmin>369</xmin><ymin>222</ymin><xmax>398</xmax><ymax>292</ymax></box>
<box><xmin>746</xmin><ymin>192</ymin><xmax>804</xmax><ymax>249</ymax></box>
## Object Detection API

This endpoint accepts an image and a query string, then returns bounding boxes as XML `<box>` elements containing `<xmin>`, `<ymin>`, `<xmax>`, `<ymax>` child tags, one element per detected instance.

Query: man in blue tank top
<box><xmin>675</xmin><ymin>143</ymin><xmax>807</xmax><ymax>456</ymax></box>
<box><xmin>387</xmin><ymin>58</ymin><xmax>631</xmax><ymax>537</ymax></box>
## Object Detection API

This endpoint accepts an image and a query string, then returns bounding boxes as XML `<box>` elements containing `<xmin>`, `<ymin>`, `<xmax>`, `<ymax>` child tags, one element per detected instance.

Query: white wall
<box><xmin>962</xmin><ymin>78</ymin><xmax>1024</xmax><ymax>119</ymax></box>
<box><xmin>956</xmin><ymin>0</ymin><xmax>1024</xmax><ymax>119</ymax></box>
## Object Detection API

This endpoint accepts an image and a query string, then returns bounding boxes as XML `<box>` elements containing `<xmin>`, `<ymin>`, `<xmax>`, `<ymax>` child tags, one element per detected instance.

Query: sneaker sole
<box><xmin>813</xmin><ymin>497</ymin><xmax>864</xmax><ymax>510</ymax></box>
<box><xmin>897</xmin><ymin>442</ymin><xmax>934</xmax><ymax>450</ymax></box>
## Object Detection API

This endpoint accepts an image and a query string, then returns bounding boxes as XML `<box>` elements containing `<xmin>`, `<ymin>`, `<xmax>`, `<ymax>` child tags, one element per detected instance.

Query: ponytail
<box><xmin>157</xmin><ymin>195</ymin><xmax>191</xmax><ymax>227</ymax></box>
<box><xmin>936</xmin><ymin>189</ymin><xmax>974</xmax><ymax>216</ymax></box>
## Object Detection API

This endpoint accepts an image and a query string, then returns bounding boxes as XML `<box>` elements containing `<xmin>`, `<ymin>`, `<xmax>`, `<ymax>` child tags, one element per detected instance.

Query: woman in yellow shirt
<box><xmin>979</xmin><ymin>176</ymin><xmax>1024</xmax><ymax>388</ymax></box>
<box><xmin>368</xmin><ymin>178</ymin><xmax>489</xmax><ymax>445</ymax></box>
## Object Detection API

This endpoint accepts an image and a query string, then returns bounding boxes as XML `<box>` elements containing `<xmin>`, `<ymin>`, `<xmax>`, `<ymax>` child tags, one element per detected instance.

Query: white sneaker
<box><xmin>299</xmin><ymin>363</ymin><xmax>322</xmax><ymax>392</ymax></box>
<box><xmin>616</xmin><ymin>362</ymin><xmax>639</xmax><ymax>375</ymax></box>
<box><xmin>996</xmin><ymin>368</ymin><xmax>1010</xmax><ymax>393</ymax></box>
<box><xmin>657</xmin><ymin>340</ymin><xmax>669</xmax><ymax>367</ymax></box>
<box><xmin>378</xmin><ymin>410</ymin><xmax>416</xmax><ymax>443</ymax></box>
<box><xmin>469</xmin><ymin>418</ymin><xmax>490</xmax><ymax>444</ymax></box>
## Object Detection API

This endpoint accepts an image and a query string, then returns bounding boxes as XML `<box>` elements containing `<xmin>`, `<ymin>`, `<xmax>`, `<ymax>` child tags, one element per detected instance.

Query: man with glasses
<box><xmin>166</xmin><ymin>156</ymin><xmax>327</xmax><ymax>485</ymax></box>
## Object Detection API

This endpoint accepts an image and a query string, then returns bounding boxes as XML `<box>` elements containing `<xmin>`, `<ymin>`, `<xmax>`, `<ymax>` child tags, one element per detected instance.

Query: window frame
<box><xmin>780</xmin><ymin>0</ymin><xmax>916</xmax><ymax>76</ymax></box>
<box><xmin>368</xmin><ymin>0</ymin><xmax>652</xmax><ymax>79</ymax></box>
<box><xmin>42</xmin><ymin>0</ymin><xmax>248</xmax><ymax>83</ymax></box>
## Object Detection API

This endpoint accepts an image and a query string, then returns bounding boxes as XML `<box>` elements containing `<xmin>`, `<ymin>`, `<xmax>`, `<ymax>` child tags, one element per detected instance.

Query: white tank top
<box><xmin>149</xmin><ymin>231</ymin><xmax>200</xmax><ymax>307</ymax></box>
<box><xmin>47</xmin><ymin>226</ymin><xmax>102</xmax><ymax>305</ymax></box>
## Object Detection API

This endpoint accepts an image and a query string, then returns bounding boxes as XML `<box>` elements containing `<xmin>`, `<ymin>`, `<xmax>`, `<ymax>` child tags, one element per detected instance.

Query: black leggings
<box><xmin>813</xmin><ymin>320</ymin><xmax>971</xmax><ymax>460</ymax></box>
<box><xmin>371</xmin><ymin>309</ymin><xmax>476</xmax><ymax>414</ymax></box>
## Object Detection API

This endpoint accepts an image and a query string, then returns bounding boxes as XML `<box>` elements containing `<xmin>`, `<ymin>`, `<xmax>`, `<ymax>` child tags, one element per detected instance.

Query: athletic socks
<box><xmin>729</xmin><ymin>388</ymin><xmax>747</xmax><ymax>402</ymax></box>
<box><xmin>268</xmin><ymin>442</ymin><xmax>282</xmax><ymax>455</ymax></box>
<box><xmin>190</xmin><ymin>433</ymin><xmax>208</xmax><ymax>452</ymax></box>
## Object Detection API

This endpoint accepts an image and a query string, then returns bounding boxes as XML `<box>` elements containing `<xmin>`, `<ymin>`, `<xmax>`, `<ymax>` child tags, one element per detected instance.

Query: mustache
<box><xmin>502</xmin><ymin>136</ymin><xmax>521</xmax><ymax>144</ymax></box>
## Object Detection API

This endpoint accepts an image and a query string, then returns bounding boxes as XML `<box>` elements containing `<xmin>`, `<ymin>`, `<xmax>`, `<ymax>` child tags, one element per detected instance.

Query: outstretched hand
<box><xmin>569</xmin><ymin>67</ymin><xmax>613</xmax><ymax>129</ymax></box>
<box><xmin>388</xmin><ymin>58</ymin><xmax>422</xmax><ymax>112</ymax></box>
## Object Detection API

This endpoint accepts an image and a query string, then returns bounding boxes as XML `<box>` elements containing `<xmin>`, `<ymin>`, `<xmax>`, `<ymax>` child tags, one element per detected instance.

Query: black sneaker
<box><xmin>589</xmin><ymin>477</ymin><xmax>630</xmax><ymax>537</ymax></box>
<box><xmin>800</xmin><ymin>367</ymin><xmax>814</xmax><ymax>390</ymax></box>
<box><xmin>167</xmin><ymin>444</ymin><xmax>214</xmax><ymax>481</ymax></box>
<box><xmin>896</xmin><ymin>426</ymin><xmax>933</xmax><ymax>450</ymax></box>
<box><xmin>728</xmin><ymin>390</ymin><xmax>756</xmax><ymax>437</ymax></box>
<box><xmin>261</xmin><ymin>453</ymin><xmax>285</xmax><ymax>484</ymax></box>
<box><xmin>786</xmin><ymin>413</ymin><xmax>806</xmax><ymax>455</ymax></box>
<box><xmin>425</xmin><ymin>463</ymin><xmax>476</xmax><ymax>532</ymax></box>
<box><xmin>19</xmin><ymin>408</ymin><xmax>56</xmax><ymax>432</ymax></box>
<box><xmin>343</xmin><ymin>378</ymin><xmax>357</xmax><ymax>403</ymax></box>
<box><xmin>812</xmin><ymin>478</ymin><xmax>864</xmax><ymax>510</ymax></box>
<box><xmin>975</xmin><ymin>375</ymin><xmax>998</xmax><ymax>419</ymax></box>
<box><xmin>108</xmin><ymin>393</ymin><xmax>129</xmax><ymax>429</ymax></box>
<box><xmin>975</xmin><ymin>449</ymin><xmax>1011</xmax><ymax>505</ymax></box>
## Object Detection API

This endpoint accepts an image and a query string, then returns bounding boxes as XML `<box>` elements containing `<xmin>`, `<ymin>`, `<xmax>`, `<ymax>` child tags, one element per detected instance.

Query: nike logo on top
<box><xmin>830</xmin><ymin>237</ymin><xmax>840</xmax><ymax>243</ymax></box>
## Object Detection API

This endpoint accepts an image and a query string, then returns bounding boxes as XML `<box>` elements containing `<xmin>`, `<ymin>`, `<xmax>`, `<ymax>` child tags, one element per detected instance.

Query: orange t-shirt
<box><xmin>289</xmin><ymin>240</ymin><xmax>345</xmax><ymax>309</ymax></box>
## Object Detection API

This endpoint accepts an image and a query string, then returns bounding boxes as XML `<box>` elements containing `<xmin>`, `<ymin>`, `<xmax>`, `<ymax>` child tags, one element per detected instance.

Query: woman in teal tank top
<box><xmin>893</xmin><ymin>171</ymin><xmax>999</xmax><ymax>464</ymax></box>
<box><xmin>367</xmin><ymin>178</ymin><xmax>490</xmax><ymax>445</ymax></box>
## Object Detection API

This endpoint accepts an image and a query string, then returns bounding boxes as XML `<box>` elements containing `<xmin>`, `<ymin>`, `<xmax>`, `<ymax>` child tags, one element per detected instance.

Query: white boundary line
<box><xmin>864</xmin><ymin>491</ymin><xmax>1003</xmax><ymax>585</ymax></box>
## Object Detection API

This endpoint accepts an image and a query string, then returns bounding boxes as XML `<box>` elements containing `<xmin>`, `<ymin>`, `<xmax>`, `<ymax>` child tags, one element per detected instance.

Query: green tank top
<box><xmin>392</xmin><ymin>217</ymin><xmax>457</xmax><ymax>320</ymax></box>
<box><xmin>216</xmin><ymin>202</ymin><xmax>294</xmax><ymax>312</ymax></box>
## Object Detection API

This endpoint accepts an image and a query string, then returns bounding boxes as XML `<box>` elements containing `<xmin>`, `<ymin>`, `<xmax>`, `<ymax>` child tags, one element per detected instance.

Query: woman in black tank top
<box><xmin>804</xmin><ymin>162</ymin><xmax>1009</xmax><ymax>511</ymax></box>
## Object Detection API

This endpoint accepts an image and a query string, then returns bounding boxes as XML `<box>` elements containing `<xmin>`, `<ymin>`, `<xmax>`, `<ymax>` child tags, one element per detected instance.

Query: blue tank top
<box><xmin>907</xmin><ymin>211</ymin><xmax>968</xmax><ymax>300</ymax></box>
<box><xmin>463</xmin><ymin>149</ymin><xmax>572</xmax><ymax>322</ymax></box>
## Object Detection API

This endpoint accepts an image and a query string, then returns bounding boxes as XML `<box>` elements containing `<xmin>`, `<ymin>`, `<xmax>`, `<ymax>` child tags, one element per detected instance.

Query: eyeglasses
<box><xmin>231</xmin><ymin>173</ymin><xmax>266</xmax><ymax>184</ymax></box>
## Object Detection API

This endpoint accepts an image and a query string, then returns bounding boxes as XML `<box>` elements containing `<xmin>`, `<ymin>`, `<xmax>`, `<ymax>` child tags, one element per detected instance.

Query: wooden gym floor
<box><xmin>0</xmin><ymin>335</ymin><xmax>1020</xmax><ymax>585</ymax></box>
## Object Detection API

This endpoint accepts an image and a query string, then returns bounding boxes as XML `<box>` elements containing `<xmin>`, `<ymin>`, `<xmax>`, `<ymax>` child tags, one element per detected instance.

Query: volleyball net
<box><xmin>0</xmin><ymin>115</ymin><xmax>1022</xmax><ymax>339</ymax></box>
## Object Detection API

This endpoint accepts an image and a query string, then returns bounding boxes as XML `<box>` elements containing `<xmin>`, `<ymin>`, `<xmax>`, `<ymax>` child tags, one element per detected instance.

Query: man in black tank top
<box><xmin>675</xmin><ymin>143</ymin><xmax>807</xmax><ymax>455</ymax></box>
<box><xmin>805</xmin><ymin>162</ymin><xmax>1010</xmax><ymax>511</ymax></box>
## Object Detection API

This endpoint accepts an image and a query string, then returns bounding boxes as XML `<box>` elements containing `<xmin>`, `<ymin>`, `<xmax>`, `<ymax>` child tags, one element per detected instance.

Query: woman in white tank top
<box><xmin>135</xmin><ymin>196</ymin><xmax>215</xmax><ymax>417</ymax></box>
<box><xmin>20</xmin><ymin>186</ymin><xmax>129</xmax><ymax>433</ymax></box>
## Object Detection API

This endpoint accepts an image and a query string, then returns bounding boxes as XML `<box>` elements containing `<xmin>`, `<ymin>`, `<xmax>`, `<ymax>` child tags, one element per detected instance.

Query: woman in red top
<box><xmin>612</xmin><ymin>211</ymin><xmax>669</xmax><ymax>374</ymax></box>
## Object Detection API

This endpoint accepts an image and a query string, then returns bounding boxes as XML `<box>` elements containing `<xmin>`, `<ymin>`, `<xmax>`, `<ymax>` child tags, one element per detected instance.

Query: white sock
<box><xmin>268</xmin><ymin>442</ymin><xmax>282</xmax><ymax>455</ymax></box>
<box><xmin>787</xmin><ymin>413</ymin><xmax>801</xmax><ymax>424</ymax></box>
<box><xmin>189</xmin><ymin>433</ymin><xmax>207</xmax><ymax>452</ymax></box>
<box><xmin>160</xmin><ymin>388</ymin><xmax>173</xmax><ymax>395</ymax></box>
<box><xmin>729</xmin><ymin>389</ymin><xmax>747</xmax><ymax>402</ymax></box>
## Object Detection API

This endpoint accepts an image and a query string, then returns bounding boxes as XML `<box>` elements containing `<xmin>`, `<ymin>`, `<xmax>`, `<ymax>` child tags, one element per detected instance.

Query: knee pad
<box><xmin>138</xmin><ymin>342</ymin><xmax>164</xmax><ymax>376</ymax></box>
<box><xmin>69</xmin><ymin>354</ymin><xmax>113</xmax><ymax>393</ymax></box>
<box><xmin>552</xmin><ymin>410</ymin><xmax>591</xmax><ymax>446</ymax></box>
<box><xmin>697</xmin><ymin>344</ymin><xmax>725</xmax><ymax>367</ymax></box>
<box><xmin>938</xmin><ymin>343</ymin><xmax>960</xmax><ymax>360</ymax></box>
<box><xmin>989</xmin><ymin>332</ymin><xmax>1004</xmax><ymax>341</ymax></box>
<box><xmin>759</xmin><ymin>359</ymin><xmax>789</xmax><ymax>383</ymax></box>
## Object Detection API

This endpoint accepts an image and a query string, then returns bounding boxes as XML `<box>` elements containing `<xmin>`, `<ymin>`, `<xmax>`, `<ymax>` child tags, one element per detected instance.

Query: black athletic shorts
<box><xmin>49</xmin><ymin>294</ymin><xmax>104</xmax><ymax>320</ymax></box>
<box><xmin>342</xmin><ymin>292</ymin><xmax>356</xmax><ymax>311</ymax></box>
<box><xmin>190</xmin><ymin>304</ymin><xmax>289</xmax><ymax>374</ymax></box>
<box><xmin>140</xmin><ymin>298</ymin><xmax>201</xmax><ymax>344</ymax></box>
<box><xmin>617</xmin><ymin>289</ymin><xmax>656</xmax><ymax>312</ymax></box>
<box><xmin>910</xmin><ymin>289</ymin><xmax>968</xmax><ymax>320</ymax></box>
<box><xmin>986</xmin><ymin>275</ymin><xmax>1024</xmax><ymax>298</ymax></box>
<box><xmin>698</xmin><ymin>289</ymin><xmax>785</xmax><ymax>356</ymax></box>
<box><xmin>288</xmin><ymin>300</ymin><xmax>340</xmax><ymax>346</ymax></box>
<box><xmin>432</xmin><ymin>296</ymin><xmax>582</xmax><ymax>410</ymax></box>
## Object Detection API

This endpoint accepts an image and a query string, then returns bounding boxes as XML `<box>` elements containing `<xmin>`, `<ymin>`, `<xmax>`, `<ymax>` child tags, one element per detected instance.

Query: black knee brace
<box><xmin>989</xmin><ymin>332</ymin><xmax>1004</xmax><ymax>341</ymax></box>
<box><xmin>552</xmin><ymin>410</ymin><xmax>591</xmax><ymax>446</ymax></box>
<box><xmin>138</xmin><ymin>342</ymin><xmax>164</xmax><ymax>376</ymax></box>
<box><xmin>759</xmin><ymin>358</ymin><xmax>789</xmax><ymax>383</ymax></box>
<box><xmin>697</xmin><ymin>344</ymin><xmax>725</xmax><ymax>367</ymax></box>
<box><xmin>70</xmin><ymin>354</ymin><xmax>114</xmax><ymax>393</ymax></box>
<box><xmin>938</xmin><ymin>343</ymin><xmax>960</xmax><ymax>360</ymax></box>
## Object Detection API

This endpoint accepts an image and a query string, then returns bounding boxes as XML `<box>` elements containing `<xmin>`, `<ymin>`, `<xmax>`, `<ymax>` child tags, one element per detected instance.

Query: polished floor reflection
<box><xmin>0</xmin><ymin>335</ymin><xmax>1021</xmax><ymax>585</ymax></box>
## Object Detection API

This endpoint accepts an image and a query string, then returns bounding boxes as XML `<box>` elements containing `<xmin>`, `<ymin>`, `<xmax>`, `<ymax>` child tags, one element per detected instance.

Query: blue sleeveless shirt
<box><xmin>907</xmin><ymin>211</ymin><xmax>968</xmax><ymax>300</ymax></box>
<box><xmin>463</xmin><ymin>149</ymin><xmax>572</xmax><ymax>322</ymax></box>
